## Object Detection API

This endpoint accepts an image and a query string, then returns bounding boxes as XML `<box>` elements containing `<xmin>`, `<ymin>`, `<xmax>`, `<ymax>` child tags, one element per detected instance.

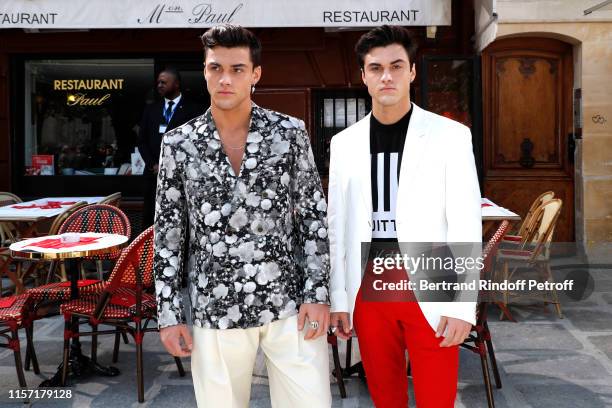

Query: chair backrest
<box><xmin>47</xmin><ymin>201</ymin><xmax>88</xmax><ymax>235</ymax></box>
<box><xmin>105</xmin><ymin>226</ymin><xmax>154</xmax><ymax>291</ymax></box>
<box><xmin>517</xmin><ymin>191</ymin><xmax>555</xmax><ymax>237</ymax></box>
<box><xmin>522</xmin><ymin>198</ymin><xmax>563</xmax><ymax>259</ymax></box>
<box><xmin>0</xmin><ymin>193</ymin><xmax>23</xmax><ymax>246</ymax></box>
<box><xmin>92</xmin><ymin>227</ymin><xmax>154</xmax><ymax>319</ymax></box>
<box><xmin>58</xmin><ymin>204</ymin><xmax>131</xmax><ymax>238</ymax></box>
<box><xmin>0</xmin><ymin>192</ymin><xmax>22</xmax><ymax>207</ymax></box>
<box><xmin>99</xmin><ymin>192</ymin><xmax>122</xmax><ymax>207</ymax></box>
<box><xmin>482</xmin><ymin>220</ymin><xmax>512</xmax><ymax>277</ymax></box>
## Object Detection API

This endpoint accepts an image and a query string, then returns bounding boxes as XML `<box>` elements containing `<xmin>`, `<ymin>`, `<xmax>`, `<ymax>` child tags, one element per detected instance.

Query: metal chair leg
<box><xmin>136</xmin><ymin>323</ymin><xmax>144</xmax><ymax>403</ymax></box>
<box><xmin>331</xmin><ymin>340</ymin><xmax>347</xmax><ymax>398</ymax></box>
<box><xmin>345</xmin><ymin>337</ymin><xmax>352</xmax><ymax>372</ymax></box>
<box><xmin>484</xmin><ymin>321</ymin><xmax>502</xmax><ymax>389</ymax></box>
<box><xmin>91</xmin><ymin>324</ymin><xmax>98</xmax><ymax>364</ymax></box>
<box><xmin>11</xmin><ymin>329</ymin><xmax>27</xmax><ymax>388</ymax></box>
<box><xmin>112</xmin><ymin>331</ymin><xmax>121</xmax><ymax>363</ymax></box>
<box><xmin>96</xmin><ymin>260</ymin><xmax>104</xmax><ymax>280</ymax></box>
<box><xmin>174</xmin><ymin>357</ymin><xmax>186</xmax><ymax>377</ymax></box>
<box><xmin>25</xmin><ymin>323</ymin><xmax>40</xmax><ymax>374</ymax></box>
<box><xmin>478</xmin><ymin>337</ymin><xmax>495</xmax><ymax>408</ymax></box>
<box><xmin>61</xmin><ymin>319</ymin><xmax>71</xmax><ymax>386</ymax></box>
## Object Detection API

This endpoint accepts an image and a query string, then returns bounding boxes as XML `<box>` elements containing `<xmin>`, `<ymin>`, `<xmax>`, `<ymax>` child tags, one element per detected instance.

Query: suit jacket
<box><xmin>138</xmin><ymin>97</ymin><xmax>201</xmax><ymax>171</ymax></box>
<box><xmin>327</xmin><ymin>103</ymin><xmax>482</xmax><ymax>331</ymax></box>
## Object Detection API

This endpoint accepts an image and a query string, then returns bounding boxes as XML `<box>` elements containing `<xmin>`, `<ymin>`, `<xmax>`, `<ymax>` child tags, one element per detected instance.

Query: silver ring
<box><xmin>309</xmin><ymin>320</ymin><xmax>320</xmax><ymax>330</ymax></box>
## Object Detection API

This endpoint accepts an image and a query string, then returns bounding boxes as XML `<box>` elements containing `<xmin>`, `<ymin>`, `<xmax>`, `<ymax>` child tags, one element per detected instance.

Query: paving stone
<box><xmin>456</xmin><ymin>384</ymin><xmax>512</xmax><ymax>408</ymax></box>
<box><xmin>501</xmin><ymin>351</ymin><xmax>610</xmax><ymax>381</ymax></box>
<box><xmin>564</xmin><ymin>309</ymin><xmax>612</xmax><ymax>332</ymax></box>
<box><xmin>515</xmin><ymin>382</ymin><xmax>612</xmax><ymax>408</ymax></box>
<box><xmin>588</xmin><ymin>335</ymin><xmax>612</xmax><ymax>362</ymax></box>
<box><xmin>148</xmin><ymin>385</ymin><xmax>196</xmax><ymax>407</ymax></box>
<box><xmin>486</xmin><ymin>322</ymin><xmax>582</xmax><ymax>351</ymax></box>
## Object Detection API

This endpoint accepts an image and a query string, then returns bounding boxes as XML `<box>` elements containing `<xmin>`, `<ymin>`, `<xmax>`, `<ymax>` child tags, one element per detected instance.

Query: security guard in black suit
<box><xmin>138</xmin><ymin>68</ymin><xmax>201</xmax><ymax>227</ymax></box>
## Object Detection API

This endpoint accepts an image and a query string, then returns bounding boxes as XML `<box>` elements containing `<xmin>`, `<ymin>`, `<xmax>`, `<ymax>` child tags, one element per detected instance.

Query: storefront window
<box><xmin>423</xmin><ymin>57</ymin><xmax>474</xmax><ymax>128</ymax></box>
<box><xmin>24</xmin><ymin>59</ymin><xmax>154</xmax><ymax>176</ymax></box>
<box><xmin>313</xmin><ymin>89</ymin><xmax>371</xmax><ymax>176</ymax></box>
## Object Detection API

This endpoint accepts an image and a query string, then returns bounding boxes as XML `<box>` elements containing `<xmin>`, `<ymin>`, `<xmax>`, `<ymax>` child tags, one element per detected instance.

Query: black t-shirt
<box><xmin>370</xmin><ymin>106</ymin><xmax>412</xmax><ymax>243</ymax></box>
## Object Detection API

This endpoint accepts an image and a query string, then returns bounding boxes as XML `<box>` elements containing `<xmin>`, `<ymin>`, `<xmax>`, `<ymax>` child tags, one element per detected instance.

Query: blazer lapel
<box><xmin>396</xmin><ymin>103</ymin><xmax>430</xmax><ymax>216</ymax></box>
<box><xmin>352</xmin><ymin>114</ymin><xmax>373</xmax><ymax>217</ymax></box>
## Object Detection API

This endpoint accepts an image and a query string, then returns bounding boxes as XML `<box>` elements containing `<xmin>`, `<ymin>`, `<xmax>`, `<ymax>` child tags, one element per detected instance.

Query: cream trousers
<box><xmin>191</xmin><ymin>315</ymin><xmax>332</xmax><ymax>408</ymax></box>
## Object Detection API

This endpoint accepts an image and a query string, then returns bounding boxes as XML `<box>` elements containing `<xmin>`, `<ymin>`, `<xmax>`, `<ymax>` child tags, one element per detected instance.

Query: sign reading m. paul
<box><xmin>0</xmin><ymin>0</ymin><xmax>451</xmax><ymax>29</ymax></box>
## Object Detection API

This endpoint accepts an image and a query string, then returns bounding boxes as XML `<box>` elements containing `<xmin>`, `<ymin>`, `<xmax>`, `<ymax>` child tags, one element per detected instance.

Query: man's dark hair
<box><xmin>355</xmin><ymin>25</ymin><xmax>417</xmax><ymax>69</ymax></box>
<box><xmin>200</xmin><ymin>24</ymin><xmax>262</xmax><ymax>68</ymax></box>
<box><xmin>159</xmin><ymin>67</ymin><xmax>182</xmax><ymax>85</ymax></box>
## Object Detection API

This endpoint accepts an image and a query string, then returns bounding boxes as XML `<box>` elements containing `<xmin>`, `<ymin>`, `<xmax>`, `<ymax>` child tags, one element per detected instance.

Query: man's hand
<box><xmin>330</xmin><ymin>312</ymin><xmax>351</xmax><ymax>340</ymax></box>
<box><xmin>436</xmin><ymin>316</ymin><xmax>472</xmax><ymax>347</ymax></box>
<box><xmin>298</xmin><ymin>303</ymin><xmax>330</xmax><ymax>340</ymax></box>
<box><xmin>160</xmin><ymin>324</ymin><xmax>193</xmax><ymax>357</ymax></box>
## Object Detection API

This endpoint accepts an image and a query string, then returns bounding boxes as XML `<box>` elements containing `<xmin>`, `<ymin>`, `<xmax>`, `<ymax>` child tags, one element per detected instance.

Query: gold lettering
<box><xmin>66</xmin><ymin>92</ymin><xmax>111</xmax><ymax>106</ymax></box>
<box><xmin>55</xmin><ymin>79</ymin><xmax>125</xmax><ymax>91</ymax></box>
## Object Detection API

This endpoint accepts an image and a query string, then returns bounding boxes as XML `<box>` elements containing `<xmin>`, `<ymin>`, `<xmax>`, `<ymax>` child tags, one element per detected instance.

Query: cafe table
<box><xmin>10</xmin><ymin>232</ymin><xmax>128</xmax><ymax>387</ymax></box>
<box><xmin>0</xmin><ymin>196</ymin><xmax>105</xmax><ymax>238</ymax></box>
<box><xmin>481</xmin><ymin>198</ymin><xmax>521</xmax><ymax>236</ymax></box>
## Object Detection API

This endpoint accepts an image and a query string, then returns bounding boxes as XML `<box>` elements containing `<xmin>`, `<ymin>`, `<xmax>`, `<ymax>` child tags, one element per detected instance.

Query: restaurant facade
<box><xmin>0</xmin><ymin>0</ymin><xmax>610</xmax><ymax>259</ymax></box>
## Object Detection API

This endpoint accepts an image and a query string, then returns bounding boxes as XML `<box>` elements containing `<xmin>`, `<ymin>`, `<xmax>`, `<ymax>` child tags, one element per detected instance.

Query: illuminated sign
<box><xmin>57</xmin><ymin>78</ymin><xmax>123</xmax><ymax>106</ymax></box>
<box><xmin>54</xmin><ymin>79</ymin><xmax>124</xmax><ymax>91</ymax></box>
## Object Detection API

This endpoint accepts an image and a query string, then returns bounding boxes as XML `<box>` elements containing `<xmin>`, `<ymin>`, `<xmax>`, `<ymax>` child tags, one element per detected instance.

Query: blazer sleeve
<box><xmin>327</xmin><ymin>135</ymin><xmax>349</xmax><ymax>313</ymax></box>
<box><xmin>440</xmin><ymin>125</ymin><xmax>482</xmax><ymax>325</ymax></box>
<box><xmin>153</xmin><ymin>130</ymin><xmax>188</xmax><ymax>329</ymax></box>
<box><xmin>291</xmin><ymin>123</ymin><xmax>330</xmax><ymax>305</ymax></box>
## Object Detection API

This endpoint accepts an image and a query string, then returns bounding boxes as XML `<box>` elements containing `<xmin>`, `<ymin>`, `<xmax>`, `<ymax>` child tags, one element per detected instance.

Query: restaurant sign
<box><xmin>55</xmin><ymin>78</ymin><xmax>124</xmax><ymax>106</ymax></box>
<box><xmin>0</xmin><ymin>0</ymin><xmax>451</xmax><ymax>29</ymax></box>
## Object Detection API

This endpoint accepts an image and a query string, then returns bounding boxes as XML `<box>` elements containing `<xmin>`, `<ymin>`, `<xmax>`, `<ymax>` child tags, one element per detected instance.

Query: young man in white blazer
<box><xmin>328</xmin><ymin>25</ymin><xmax>482</xmax><ymax>407</ymax></box>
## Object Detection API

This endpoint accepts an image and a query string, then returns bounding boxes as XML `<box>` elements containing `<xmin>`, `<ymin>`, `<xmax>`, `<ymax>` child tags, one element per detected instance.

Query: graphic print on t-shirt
<box><xmin>369</xmin><ymin>106</ymin><xmax>412</xmax><ymax>242</ymax></box>
<box><xmin>371</xmin><ymin>152</ymin><xmax>400</xmax><ymax>239</ymax></box>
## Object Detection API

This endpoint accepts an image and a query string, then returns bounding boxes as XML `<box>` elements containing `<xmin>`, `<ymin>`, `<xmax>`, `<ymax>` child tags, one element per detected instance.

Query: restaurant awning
<box><xmin>0</xmin><ymin>0</ymin><xmax>451</xmax><ymax>29</ymax></box>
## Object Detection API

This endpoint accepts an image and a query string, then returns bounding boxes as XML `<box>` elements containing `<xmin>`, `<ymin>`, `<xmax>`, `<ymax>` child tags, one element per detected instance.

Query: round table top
<box><xmin>9</xmin><ymin>232</ymin><xmax>129</xmax><ymax>260</ymax></box>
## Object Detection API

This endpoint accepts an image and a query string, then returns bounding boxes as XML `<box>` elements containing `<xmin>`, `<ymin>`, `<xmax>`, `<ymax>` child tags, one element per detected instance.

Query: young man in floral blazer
<box><xmin>153</xmin><ymin>24</ymin><xmax>332</xmax><ymax>407</ymax></box>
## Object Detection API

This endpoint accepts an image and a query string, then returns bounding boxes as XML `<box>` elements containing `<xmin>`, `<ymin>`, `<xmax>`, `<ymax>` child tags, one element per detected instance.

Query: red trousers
<box><xmin>353</xmin><ymin>290</ymin><xmax>459</xmax><ymax>408</ymax></box>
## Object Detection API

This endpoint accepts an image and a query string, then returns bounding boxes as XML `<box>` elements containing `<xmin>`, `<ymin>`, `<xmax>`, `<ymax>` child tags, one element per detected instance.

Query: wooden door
<box><xmin>482</xmin><ymin>37</ymin><xmax>574</xmax><ymax>241</ymax></box>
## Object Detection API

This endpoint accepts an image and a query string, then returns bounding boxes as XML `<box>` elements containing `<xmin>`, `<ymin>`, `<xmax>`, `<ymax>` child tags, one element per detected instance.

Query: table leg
<box><xmin>40</xmin><ymin>259</ymin><xmax>119</xmax><ymax>387</ymax></box>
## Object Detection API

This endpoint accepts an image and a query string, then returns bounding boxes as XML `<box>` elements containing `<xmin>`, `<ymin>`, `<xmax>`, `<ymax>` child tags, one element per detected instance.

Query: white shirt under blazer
<box><xmin>328</xmin><ymin>103</ymin><xmax>482</xmax><ymax>331</ymax></box>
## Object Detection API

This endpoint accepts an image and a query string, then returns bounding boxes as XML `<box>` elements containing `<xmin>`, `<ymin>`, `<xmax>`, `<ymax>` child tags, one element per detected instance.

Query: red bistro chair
<box><xmin>0</xmin><ymin>293</ymin><xmax>40</xmax><ymax>389</ymax></box>
<box><xmin>59</xmin><ymin>226</ymin><xmax>185</xmax><ymax>403</ymax></box>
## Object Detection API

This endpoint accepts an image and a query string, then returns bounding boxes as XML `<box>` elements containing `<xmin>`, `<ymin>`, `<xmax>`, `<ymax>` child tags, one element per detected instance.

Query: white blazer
<box><xmin>327</xmin><ymin>103</ymin><xmax>482</xmax><ymax>331</ymax></box>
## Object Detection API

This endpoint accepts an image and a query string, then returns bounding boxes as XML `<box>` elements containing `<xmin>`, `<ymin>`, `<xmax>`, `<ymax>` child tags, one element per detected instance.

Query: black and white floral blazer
<box><xmin>153</xmin><ymin>103</ymin><xmax>330</xmax><ymax>329</ymax></box>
